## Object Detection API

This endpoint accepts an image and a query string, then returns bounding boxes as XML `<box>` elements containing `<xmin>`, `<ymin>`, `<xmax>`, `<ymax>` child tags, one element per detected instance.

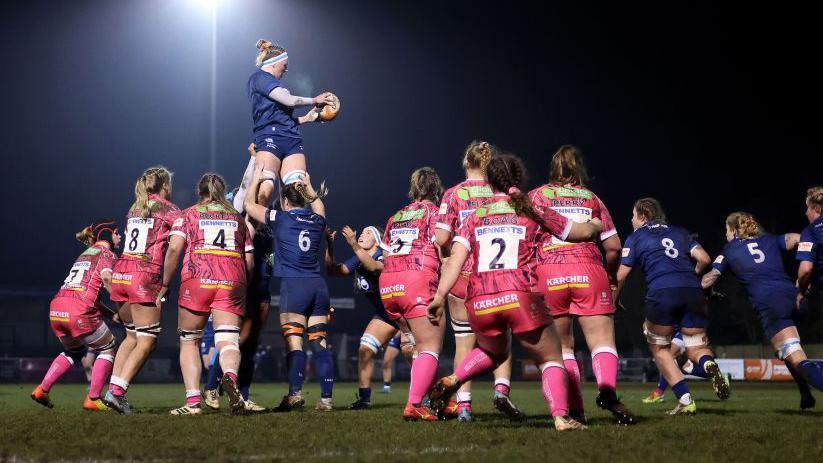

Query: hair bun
<box><xmin>256</xmin><ymin>39</ymin><xmax>272</xmax><ymax>51</ymax></box>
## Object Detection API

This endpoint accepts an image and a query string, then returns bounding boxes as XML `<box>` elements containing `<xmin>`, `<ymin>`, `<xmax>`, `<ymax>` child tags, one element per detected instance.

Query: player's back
<box><xmin>383</xmin><ymin>201</ymin><xmax>440</xmax><ymax>274</ymax></box>
<box><xmin>623</xmin><ymin>223</ymin><xmax>699</xmax><ymax>290</ymax></box>
<box><xmin>120</xmin><ymin>194</ymin><xmax>180</xmax><ymax>272</ymax></box>
<box><xmin>719</xmin><ymin>234</ymin><xmax>795</xmax><ymax>301</ymax></box>
<box><xmin>54</xmin><ymin>244</ymin><xmax>117</xmax><ymax>306</ymax></box>
<box><xmin>174</xmin><ymin>202</ymin><xmax>251</xmax><ymax>283</ymax></box>
<box><xmin>270</xmin><ymin>208</ymin><xmax>325</xmax><ymax>277</ymax></box>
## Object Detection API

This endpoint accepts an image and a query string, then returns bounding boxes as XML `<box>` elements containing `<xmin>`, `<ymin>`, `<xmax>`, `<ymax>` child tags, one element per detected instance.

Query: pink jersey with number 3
<box><xmin>170</xmin><ymin>202</ymin><xmax>253</xmax><ymax>283</ymax></box>
<box><xmin>453</xmin><ymin>196</ymin><xmax>570</xmax><ymax>300</ymax></box>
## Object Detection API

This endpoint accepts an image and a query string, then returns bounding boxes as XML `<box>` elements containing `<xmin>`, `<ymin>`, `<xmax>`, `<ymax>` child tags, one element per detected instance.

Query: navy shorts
<box><xmin>753</xmin><ymin>289</ymin><xmax>798</xmax><ymax>340</ymax></box>
<box><xmin>200</xmin><ymin>325</ymin><xmax>215</xmax><ymax>355</ymax></box>
<box><xmin>365</xmin><ymin>293</ymin><xmax>397</xmax><ymax>327</ymax></box>
<box><xmin>254</xmin><ymin>134</ymin><xmax>304</xmax><ymax>161</ymax></box>
<box><xmin>248</xmin><ymin>261</ymin><xmax>272</xmax><ymax>306</ymax></box>
<box><xmin>387</xmin><ymin>333</ymin><xmax>401</xmax><ymax>349</ymax></box>
<box><xmin>279</xmin><ymin>277</ymin><xmax>330</xmax><ymax>317</ymax></box>
<box><xmin>645</xmin><ymin>287</ymin><xmax>707</xmax><ymax>329</ymax></box>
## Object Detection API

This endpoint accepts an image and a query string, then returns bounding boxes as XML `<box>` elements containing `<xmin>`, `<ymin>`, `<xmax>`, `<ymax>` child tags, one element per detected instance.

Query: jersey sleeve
<box><xmin>797</xmin><ymin>227</ymin><xmax>817</xmax><ymax>262</ymax></box>
<box><xmin>265</xmin><ymin>206</ymin><xmax>278</xmax><ymax>227</ymax></box>
<box><xmin>254</xmin><ymin>72</ymin><xmax>281</xmax><ymax>97</ymax></box>
<box><xmin>453</xmin><ymin>214</ymin><xmax>473</xmax><ymax>251</ymax></box>
<box><xmin>98</xmin><ymin>250</ymin><xmax>116</xmax><ymax>275</ymax></box>
<box><xmin>621</xmin><ymin>233</ymin><xmax>637</xmax><ymax>267</ymax></box>
<box><xmin>776</xmin><ymin>234</ymin><xmax>788</xmax><ymax>251</ymax></box>
<box><xmin>342</xmin><ymin>255</ymin><xmax>360</xmax><ymax>273</ymax></box>
<box><xmin>169</xmin><ymin>213</ymin><xmax>187</xmax><ymax>241</ymax></box>
<box><xmin>435</xmin><ymin>189</ymin><xmax>457</xmax><ymax>233</ymax></box>
<box><xmin>594</xmin><ymin>194</ymin><xmax>618</xmax><ymax>242</ymax></box>
<box><xmin>243</xmin><ymin>224</ymin><xmax>254</xmax><ymax>253</ymax></box>
<box><xmin>542</xmin><ymin>207</ymin><xmax>572</xmax><ymax>241</ymax></box>
<box><xmin>711</xmin><ymin>246</ymin><xmax>729</xmax><ymax>273</ymax></box>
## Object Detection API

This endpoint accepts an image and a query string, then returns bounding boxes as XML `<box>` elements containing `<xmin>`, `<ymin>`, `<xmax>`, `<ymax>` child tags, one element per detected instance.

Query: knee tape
<box><xmin>281</xmin><ymin>322</ymin><xmax>305</xmax><ymax>338</ymax></box>
<box><xmin>643</xmin><ymin>323</ymin><xmax>672</xmax><ymax>346</ymax></box>
<box><xmin>178</xmin><ymin>328</ymin><xmax>204</xmax><ymax>342</ymax></box>
<box><xmin>671</xmin><ymin>336</ymin><xmax>687</xmax><ymax>356</ymax></box>
<box><xmin>82</xmin><ymin>323</ymin><xmax>111</xmax><ymax>347</ymax></box>
<box><xmin>451</xmin><ymin>318</ymin><xmax>473</xmax><ymax>338</ymax></box>
<box><xmin>135</xmin><ymin>322</ymin><xmax>162</xmax><ymax>338</ymax></box>
<box><xmin>214</xmin><ymin>325</ymin><xmax>241</xmax><ymax>351</ymax></box>
<box><xmin>682</xmin><ymin>332</ymin><xmax>709</xmax><ymax>348</ymax></box>
<box><xmin>282</xmin><ymin>169</ymin><xmax>307</xmax><ymax>185</ymax></box>
<box><xmin>124</xmin><ymin>323</ymin><xmax>136</xmax><ymax>333</ymax></box>
<box><xmin>360</xmin><ymin>333</ymin><xmax>381</xmax><ymax>354</ymax></box>
<box><xmin>262</xmin><ymin>169</ymin><xmax>278</xmax><ymax>180</ymax></box>
<box><xmin>777</xmin><ymin>337</ymin><xmax>803</xmax><ymax>360</ymax></box>
<box><xmin>307</xmin><ymin>323</ymin><xmax>328</xmax><ymax>350</ymax></box>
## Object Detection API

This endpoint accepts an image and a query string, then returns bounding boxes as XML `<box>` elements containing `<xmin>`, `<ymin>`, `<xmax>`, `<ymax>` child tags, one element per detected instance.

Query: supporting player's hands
<box><xmin>427</xmin><ymin>295</ymin><xmax>446</xmax><ymax>326</ymax></box>
<box><xmin>301</xmin><ymin>107</ymin><xmax>320</xmax><ymax>124</ymax></box>
<box><xmin>325</xmin><ymin>227</ymin><xmax>337</xmax><ymax>244</ymax></box>
<box><xmin>247</xmin><ymin>143</ymin><xmax>256</xmax><ymax>157</ymax></box>
<box><xmin>341</xmin><ymin>226</ymin><xmax>358</xmax><ymax>248</ymax></box>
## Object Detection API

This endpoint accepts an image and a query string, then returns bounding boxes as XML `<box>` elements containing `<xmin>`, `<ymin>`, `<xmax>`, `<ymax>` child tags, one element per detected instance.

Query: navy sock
<box><xmin>240</xmin><ymin>384</ymin><xmax>250</xmax><ymax>401</ymax></box>
<box><xmin>314</xmin><ymin>349</ymin><xmax>334</xmax><ymax>399</ymax></box>
<box><xmin>671</xmin><ymin>380</ymin><xmax>690</xmax><ymax>400</ymax></box>
<box><xmin>206</xmin><ymin>362</ymin><xmax>223</xmax><ymax>390</ymax></box>
<box><xmin>359</xmin><ymin>387</ymin><xmax>372</xmax><ymax>402</ymax></box>
<box><xmin>287</xmin><ymin>350</ymin><xmax>306</xmax><ymax>395</ymax></box>
<box><xmin>384</xmin><ymin>381</ymin><xmax>391</xmax><ymax>387</ymax></box>
<box><xmin>784</xmin><ymin>360</ymin><xmax>812</xmax><ymax>396</ymax></box>
<box><xmin>687</xmin><ymin>357</ymin><xmax>710</xmax><ymax>379</ymax></box>
<box><xmin>799</xmin><ymin>360</ymin><xmax>823</xmax><ymax>392</ymax></box>
<box><xmin>657</xmin><ymin>375</ymin><xmax>669</xmax><ymax>392</ymax></box>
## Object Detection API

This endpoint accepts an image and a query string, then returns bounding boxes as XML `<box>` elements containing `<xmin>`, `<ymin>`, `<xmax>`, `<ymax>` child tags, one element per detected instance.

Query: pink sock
<box><xmin>225</xmin><ymin>371</ymin><xmax>238</xmax><ymax>383</ymax></box>
<box><xmin>455</xmin><ymin>348</ymin><xmax>495</xmax><ymax>383</ymax></box>
<box><xmin>186</xmin><ymin>389</ymin><xmax>201</xmax><ymax>407</ymax></box>
<box><xmin>563</xmin><ymin>353</ymin><xmax>584</xmax><ymax>411</ymax></box>
<box><xmin>109</xmin><ymin>383</ymin><xmax>126</xmax><ymax>397</ymax></box>
<box><xmin>40</xmin><ymin>353</ymin><xmax>74</xmax><ymax>392</ymax></box>
<box><xmin>591</xmin><ymin>347</ymin><xmax>618</xmax><ymax>392</ymax></box>
<box><xmin>408</xmin><ymin>351</ymin><xmax>439</xmax><ymax>405</ymax></box>
<box><xmin>540</xmin><ymin>362</ymin><xmax>569</xmax><ymax>417</ymax></box>
<box><xmin>494</xmin><ymin>382</ymin><xmax>511</xmax><ymax>396</ymax></box>
<box><xmin>88</xmin><ymin>354</ymin><xmax>114</xmax><ymax>399</ymax></box>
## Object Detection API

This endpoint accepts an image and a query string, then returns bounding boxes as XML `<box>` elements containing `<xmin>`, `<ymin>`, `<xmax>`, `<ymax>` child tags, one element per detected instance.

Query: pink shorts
<box><xmin>379</xmin><ymin>269</ymin><xmax>438</xmax><ymax>320</ymax></box>
<box><xmin>178</xmin><ymin>279</ymin><xmax>246</xmax><ymax>316</ymax></box>
<box><xmin>449</xmin><ymin>272</ymin><xmax>471</xmax><ymax>300</ymax></box>
<box><xmin>49</xmin><ymin>297</ymin><xmax>103</xmax><ymax>339</ymax></box>
<box><xmin>535</xmin><ymin>262</ymin><xmax>615</xmax><ymax>317</ymax></box>
<box><xmin>467</xmin><ymin>291</ymin><xmax>551</xmax><ymax>337</ymax></box>
<box><xmin>110</xmin><ymin>271</ymin><xmax>162</xmax><ymax>304</ymax></box>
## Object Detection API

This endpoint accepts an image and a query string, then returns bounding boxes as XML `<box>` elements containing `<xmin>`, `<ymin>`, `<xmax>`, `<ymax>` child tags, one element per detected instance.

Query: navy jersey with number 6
<box><xmin>712</xmin><ymin>234</ymin><xmax>797</xmax><ymax>307</ymax></box>
<box><xmin>266</xmin><ymin>208</ymin><xmax>326</xmax><ymax>277</ymax></box>
<box><xmin>621</xmin><ymin>223</ymin><xmax>701</xmax><ymax>290</ymax></box>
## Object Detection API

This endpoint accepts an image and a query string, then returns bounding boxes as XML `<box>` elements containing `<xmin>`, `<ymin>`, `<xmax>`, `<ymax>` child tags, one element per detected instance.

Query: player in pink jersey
<box><xmin>528</xmin><ymin>145</ymin><xmax>636</xmax><ymax>426</ymax></box>
<box><xmin>160</xmin><ymin>173</ymin><xmax>255</xmax><ymax>415</ymax></box>
<box><xmin>379</xmin><ymin>167</ymin><xmax>444</xmax><ymax>421</ymax></box>
<box><xmin>31</xmin><ymin>220</ymin><xmax>122</xmax><ymax>411</ymax></box>
<box><xmin>427</xmin><ymin>154</ymin><xmax>601</xmax><ymax>431</ymax></box>
<box><xmin>105</xmin><ymin>167</ymin><xmax>180</xmax><ymax>414</ymax></box>
<box><xmin>434</xmin><ymin>141</ymin><xmax>520</xmax><ymax>421</ymax></box>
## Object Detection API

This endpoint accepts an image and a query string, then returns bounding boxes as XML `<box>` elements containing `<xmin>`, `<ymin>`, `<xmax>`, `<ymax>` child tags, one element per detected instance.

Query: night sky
<box><xmin>2</xmin><ymin>0</ymin><xmax>821</xmax><ymax>298</ymax></box>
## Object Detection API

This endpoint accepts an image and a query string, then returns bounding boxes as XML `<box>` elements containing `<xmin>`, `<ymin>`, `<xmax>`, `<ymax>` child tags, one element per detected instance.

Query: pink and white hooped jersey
<box><xmin>118</xmin><ymin>194</ymin><xmax>181</xmax><ymax>274</ymax></box>
<box><xmin>170</xmin><ymin>202</ymin><xmax>253</xmax><ymax>283</ymax></box>
<box><xmin>529</xmin><ymin>183</ymin><xmax>617</xmax><ymax>265</ymax></box>
<box><xmin>53</xmin><ymin>243</ymin><xmax>117</xmax><ymax>308</ymax></box>
<box><xmin>382</xmin><ymin>200</ymin><xmax>440</xmax><ymax>274</ymax></box>
<box><xmin>454</xmin><ymin>197</ymin><xmax>570</xmax><ymax>300</ymax></box>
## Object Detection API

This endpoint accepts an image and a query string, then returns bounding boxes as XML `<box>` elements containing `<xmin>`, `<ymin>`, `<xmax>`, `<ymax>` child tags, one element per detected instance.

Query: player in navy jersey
<box><xmin>233</xmin><ymin>40</ymin><xmax>336</xmax><ymax>214</ymax></box>
<box><xmin>798</xmin><ymin>187</ymin><xmax>823</xmax><ymax>320</ymax></box>
<box><xmin>703</xmin><ymin>212</ymin><xmax>823</xmax><ymax>409</ymax></box>
<box><xmin>245</xmin><ymin>166</ymin><xmax>334</xmax><ymax>411</ymax></box>
<box><xmin>326</xmin><ymin>224</ymin><xmax>401</xmax><ymax>409</ymax></box>
<box><xmin>614</xmin><ymin>198</ymin><xmax>729</xmax><ymax>415</ymax></box>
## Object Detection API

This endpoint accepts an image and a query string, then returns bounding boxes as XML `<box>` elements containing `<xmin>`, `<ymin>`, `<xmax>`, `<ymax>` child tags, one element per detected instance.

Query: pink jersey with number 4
<box><xmin>170</xmin><ymin>202</ymin><xmax>253</xmax><ymax>284</ymax></box>
<box><xmin>529</xmin><ymin>183</ymin><xmax>617</xmax><ymax>265</ymax></box>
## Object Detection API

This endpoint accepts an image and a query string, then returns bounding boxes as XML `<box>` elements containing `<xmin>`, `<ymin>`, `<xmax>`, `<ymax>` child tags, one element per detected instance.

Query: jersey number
<box><xmin>661</xmin><ymin>238</ymin><xmax>679</xmax><ymax>259</ymax></box>
<box><xmin>125</xmin><ymin>219</ymin><xmax>153</xmax><ymax>254</ymax></box>
<box><xmin>202</xmin><ymin>221</ymin><xmax>237</xmax><ymax>251</ymax></box>
<box><xmin>488</xmin><ymin>238</ymin><xmax>507</xmax><ymax>270</ymax></box>
<box><xmin>477</xmin><ymin>231</ymin><xmax>523</xmax><ymax>272</ymax></box>
<box><xmin>299</xmin><ymin>230</ymin><xmax>311</xmax><ymax>252</ymax></box>
<box><xmin>747</xmin><ymin>242</ymin><xmax>765</xmax><ymax>263</ymax></box>
<box><xmin>212</xmin><ymin>229</ymin><xmax>226</xmax><ymax>248</ymax></box>
<box><xmin>62</xmin><ymin>262</ymin><xmax>89</xmax><ymax>288</ymax></box>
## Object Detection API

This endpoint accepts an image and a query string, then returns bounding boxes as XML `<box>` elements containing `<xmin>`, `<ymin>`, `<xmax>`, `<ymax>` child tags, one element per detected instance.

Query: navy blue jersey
<box><xmin>797</xmin><ymin>216</ymin><xmax>823</xmax><ymax>288</ymax></box>
<box><xmin>621</xmin><ymin>223</ymin><xmax>701</xmax><ymax>291</ymax></box>
<box><xmin>713</xmin><ymin>234</ymin><xmax>797</xmax><ymax>307</ymax></box>
<box><xmin>266</xmin><ymin>208</ymin><xmax>326</xmax><ymax>277</ymax></box>
<box><xmin>248</xmin><ymin>70</ymin><xmax>300</xmax><ymax>139</ymax></box>
<box><xmin>343</xmin><ymin>250</ymin><xmax>383</xmax><ymax>295</ymax></box>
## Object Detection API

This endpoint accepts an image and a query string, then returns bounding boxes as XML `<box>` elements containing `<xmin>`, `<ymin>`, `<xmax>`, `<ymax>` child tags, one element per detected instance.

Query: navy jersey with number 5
<box><xmin>712</xmin><ymin>234</ymin><xmax>797</xmax><ymax>307</ymax></box>
<box><xmin>266</xmin><ymin>208</ymin><xmax>326</xmax><ymax>277</ymax></box>
<box><xmin>621</xmin><ymin>223</ymin><xmax>701</xmax><ymax>290</ymax></box>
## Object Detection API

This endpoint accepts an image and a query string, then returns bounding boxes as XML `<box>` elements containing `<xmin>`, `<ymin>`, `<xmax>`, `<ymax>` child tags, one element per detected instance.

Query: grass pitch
<box><xmin>1</xmin><ymin>382</ymin><xmax>821</xmax><ymax>462</ymax></box>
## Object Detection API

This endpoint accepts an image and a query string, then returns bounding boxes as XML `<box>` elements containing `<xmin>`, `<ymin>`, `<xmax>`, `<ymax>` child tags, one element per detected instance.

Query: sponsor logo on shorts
<box><xmin>199</xmin><ymin>279</ymin><xmax>234</xmax><ymax>290</ymax></box>
<box><xmin>546</xmin><ymin>275</ymin><xmax>590</xmax><ymax>291</ymax></box>
<box><xmin>49</xmin><ymin>310</ymin><xmax>70</xmax><ymax>322</ymax></box>
<box><xmin>380</xmin><ymin>284</ymin><xmax>406</xmax><ymax>299</ymax></box>
<box><xmin>112</xmin><ymin>273</ymin><xmax>133</xmax><ymax>285</ymax></box>
<box><xmin>473</xmin><ymin>293</ymin><xmax>520</xmax><ymax>315</ymax></box>
<box><xmin>798</xmin><ymin>242</ymin><xmax>814</xmax><ymax>253</ymax></box>
<box><xmin>599</xmin><ymin>291</ymin><xmax>611</xmax><ymax>305</ymax></box>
